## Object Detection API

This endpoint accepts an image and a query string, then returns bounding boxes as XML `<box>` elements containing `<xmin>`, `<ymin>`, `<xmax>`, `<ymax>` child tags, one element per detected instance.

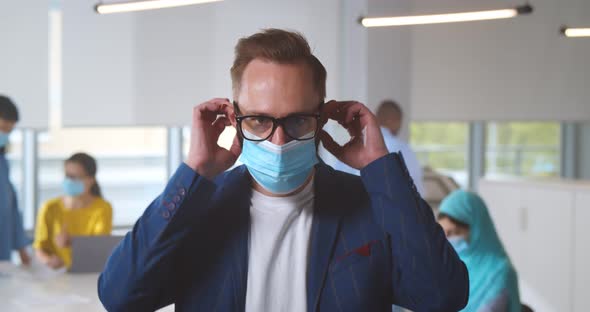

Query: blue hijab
<box><xmin>440</xmin><ymin>190</ymin><xmax>520</xmax><ymax>312</ymax></box>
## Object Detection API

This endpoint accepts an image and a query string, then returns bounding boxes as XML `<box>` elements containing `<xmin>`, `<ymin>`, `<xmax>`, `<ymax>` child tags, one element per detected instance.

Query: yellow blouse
<box><xmin>33</xmin><ymin>197</ymin><xmax>113</xmax><ymax>268</ymax></box>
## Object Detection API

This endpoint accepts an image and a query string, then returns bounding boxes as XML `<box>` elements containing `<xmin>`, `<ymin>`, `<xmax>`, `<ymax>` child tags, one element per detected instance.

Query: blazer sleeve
<box><xmin>98</xmin><ymin>163</ymin><xmax>217</xmax><ymax>312</ymax></box>
<box><xmin>360</xmin><ymin>153</ymin><xmax>469</xmax><ymax>311</ymax></box>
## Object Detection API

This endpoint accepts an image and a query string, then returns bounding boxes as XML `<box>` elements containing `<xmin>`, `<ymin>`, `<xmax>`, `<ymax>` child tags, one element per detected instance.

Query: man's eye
<box><xmin>290</xmin><ymin>117</ymin><xmax>307</xmax><ymax>126</ymax></box>
<box><xmin>253</xmin><ymin>117</ymin><xmax>268</xmax><ymax>125</ymax></box>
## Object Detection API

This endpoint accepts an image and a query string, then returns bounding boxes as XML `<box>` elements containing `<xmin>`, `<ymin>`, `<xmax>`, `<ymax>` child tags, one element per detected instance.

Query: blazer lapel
<box><xmin>307</xmin><ymin>163</ymin><xmax>342</xmax><ymax>312</ymax></box>
<box><xmin>217</xmin><ymin>165</ymin><xmax>251</xmax><ymax>312</ymax></box>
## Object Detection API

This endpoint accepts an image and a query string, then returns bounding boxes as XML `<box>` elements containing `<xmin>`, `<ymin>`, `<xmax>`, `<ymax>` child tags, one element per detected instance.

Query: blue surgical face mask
<box><xmin>239</xmin><ymin>130</ymin><xmax>319</xmax><ymax>195</ymax></box>
<box><xmin>0</xmin><ymin>131</ymin><xmax>9</xmax><ymax>148</ymax></box>
<box><xmin>63</xmin><ymin>178</ymin><xmax>85</xmax><ymax>197</ymax></box>
<box><xmin>448</xmin><ymin>236</ymin><xmax>470</xmax><ymax>254</ymax></box>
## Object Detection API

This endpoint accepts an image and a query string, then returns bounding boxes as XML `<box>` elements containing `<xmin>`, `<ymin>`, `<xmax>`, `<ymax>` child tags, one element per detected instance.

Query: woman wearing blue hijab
<box><xmin>0</xmin><ymin>95</ymin><xmax>31</xmax><ymax>265</ymax></box>
<box><xmin>438</xmin><ymin>190</ymin><xmax>520</xmax><ymax>312</ymax></box>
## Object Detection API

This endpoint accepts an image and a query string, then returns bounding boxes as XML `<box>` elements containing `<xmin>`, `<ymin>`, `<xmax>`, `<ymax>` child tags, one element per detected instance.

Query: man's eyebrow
<box><xmin>235</xmin><ymin>102</ymin><xmax>321</xmax><ymax>117</ymax></box>
<box><xmin>238</xmin><ymin>109</ymin><xmax>273</xmax><ymax>117</ymax></box>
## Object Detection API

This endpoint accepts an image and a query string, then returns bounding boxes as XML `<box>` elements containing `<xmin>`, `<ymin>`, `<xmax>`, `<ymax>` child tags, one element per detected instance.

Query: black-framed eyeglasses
<box><xmin>234</xmin><ymin>101</ymin><xmax>321</xmax><ymax>142</ymax></box>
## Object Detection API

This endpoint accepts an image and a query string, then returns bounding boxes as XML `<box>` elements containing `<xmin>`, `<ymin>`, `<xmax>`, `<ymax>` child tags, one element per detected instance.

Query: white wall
<box><xmin>133</xmin><ymin>4</ymin><xmax>217</xmax><ymax>126</ymax></box>
<box><xmin>61</xmin><ymin>0</ymin><xmax>590</xmax><ymax>127</ymax></box>
<box><xmin>62</xmin><ymin>0</ymin><xmax>136</xmax><ymax>127</ymax></box>
<box><xmin>62</xmin><ymin>0</ymin><xmax>342</xmax><ymax>127</ymax></box>
<box><xmin>0</xmin><ymin>1</ymin><xmax>49</xmax><ymax>129</ymax></box>
<box><xmin>366</xmin><ymin>0</ymin><xmax>413</xmax><ymax>140</ymax></box>
<box><xmin>410</xmin><ymin>0</ymin><xmax>590</xmax><ymax>121</ymax></box>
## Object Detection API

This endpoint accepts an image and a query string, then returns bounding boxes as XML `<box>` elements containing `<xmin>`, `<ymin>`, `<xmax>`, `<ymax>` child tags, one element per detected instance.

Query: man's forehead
<box><xmin>237</xmin><ymin>60</ymin><xmax>320</xmax><ymax>115</ymax></box>
<box><xmin>236</xmin><ymin>99</ymin><xmax>320</xmax><ymax>116</ymax></box>
<box><xmin>240</xmin><ymin>60</ymin><xmax>314</xmax><ymax>89</ymax></box>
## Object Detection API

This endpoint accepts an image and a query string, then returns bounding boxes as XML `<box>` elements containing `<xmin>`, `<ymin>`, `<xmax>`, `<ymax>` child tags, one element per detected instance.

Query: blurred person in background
<box><xmin>34</xmin><ymin>152</ymin><xmax>112</xmax><ymax>269</ymax></box>
<box><xmin>334</xmin><ymin>99</ymin><xmax>424</xmax><ymax>195</ymax></box>
<box><xmin>439</xmin><ymin>190</ymin><xmax>521</xmax><ymax>312</ymax></box>
<box><xmin>0</xmin><ymin>95</ymin><xmax>31</xmax><ymax>265</ymax></box>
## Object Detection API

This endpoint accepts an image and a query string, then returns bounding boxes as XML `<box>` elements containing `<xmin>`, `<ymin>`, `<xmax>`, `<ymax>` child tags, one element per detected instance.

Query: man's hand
<box><xmin>319</xmin><ymin>100</ymin><xmax>388</xmax><ymax>170</ymax></box>
<box><xmin>185</xmin><ymin>98</ymin><xmax>242</xmax><ymax>180</ymax></box>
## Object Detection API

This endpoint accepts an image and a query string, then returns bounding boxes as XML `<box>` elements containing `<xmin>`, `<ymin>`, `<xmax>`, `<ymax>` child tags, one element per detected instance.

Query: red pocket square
<box><xmin>336</xmin><ymin>240</ymin><xmax>378</xmax><ymax>262</ymax></box>
<box><xmin>354</xmin><ymin>244</ymin><xmax>372</xmax><ymax>257</ymax></box>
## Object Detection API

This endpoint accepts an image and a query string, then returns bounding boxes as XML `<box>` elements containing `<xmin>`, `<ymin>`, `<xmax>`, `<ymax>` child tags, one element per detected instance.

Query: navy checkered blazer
<box><xmin>98</xmin><ymin>153</ymin><xmax>469</xmax><ymax>311</ymax></box>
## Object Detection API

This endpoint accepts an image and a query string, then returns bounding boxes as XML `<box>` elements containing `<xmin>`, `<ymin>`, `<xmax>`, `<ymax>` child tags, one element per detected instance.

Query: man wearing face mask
<box><xmin>0</xmin><ymin>95</ymin><xmax>31</xmax><ymax>266</ymax></box>
<box><xmin>99</xmin><ymin>29</ymin><xmax>468</xmax><ymax>312</ymax></box>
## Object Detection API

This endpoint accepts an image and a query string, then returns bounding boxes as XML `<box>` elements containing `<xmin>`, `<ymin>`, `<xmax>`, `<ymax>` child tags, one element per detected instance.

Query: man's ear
<box><xmin>228</xmin><ymin>105</ymin><xmax>238</xmax><ymax>128</ymax></box>
<box><xmin>228</xmin><ymin>115</ymin><xmax>244</xmax><ymax>147</ymax></box>
<box><xmin>229</xmin><ymin>114</ymin><xmax>238</xmax><ymax>128</ymax></box>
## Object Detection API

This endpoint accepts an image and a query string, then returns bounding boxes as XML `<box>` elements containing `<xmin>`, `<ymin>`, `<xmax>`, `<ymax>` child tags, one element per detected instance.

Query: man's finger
<box><xmin>322</xmin><ymin>100</ymin><xmax>349</xmax><ymax>121</ymax></box>
<box><xmin>322</xmin><ymin>100</ymin><xmax>339</xmax><ymax>115</ymax></box>
<box><xmin>319</xmin><ymin>130</ymin><xmax>344</xmax><ymax>159</ymax></box>
<box><xmin>199</xmin><ymin>101</ymin><xmax>226</xmax><ymax>114</ymax></box>
<box><xmin>212</xmin><ymin>116</ymin><xmax>229</xmax><ymax>135</ymax></box>
<box><xmin>344</xmin><ymin>102</ymin><xmax>366</xmax><ymax>124</ymax></box>
<box><xmin>209</xmin><ymin>97</ymin><xmax>231</xmax><ymax>103</ymax></box>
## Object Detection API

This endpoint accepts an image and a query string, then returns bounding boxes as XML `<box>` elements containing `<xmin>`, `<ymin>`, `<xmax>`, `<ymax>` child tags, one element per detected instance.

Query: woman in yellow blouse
<box><xmin>34</xmin><ymin>153</ymin><xmax>112</xmax><ymax>269</ymax></box>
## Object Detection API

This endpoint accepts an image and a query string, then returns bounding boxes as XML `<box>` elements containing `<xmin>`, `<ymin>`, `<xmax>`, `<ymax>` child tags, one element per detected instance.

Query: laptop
<box><xmin>69</xmin><ymin>235</ymin><xmax>124</xmax><ymax>274</ymax></box>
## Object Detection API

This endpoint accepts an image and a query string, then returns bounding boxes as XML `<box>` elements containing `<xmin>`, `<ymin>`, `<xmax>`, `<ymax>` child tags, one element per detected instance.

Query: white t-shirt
<box><xmin>245</xmin><ymin>180</ymin><xmax>314</xmax><ymax>312</ymax></box>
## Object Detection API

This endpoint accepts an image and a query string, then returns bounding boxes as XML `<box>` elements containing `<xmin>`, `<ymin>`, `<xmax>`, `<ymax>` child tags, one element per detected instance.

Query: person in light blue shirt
<box><xmin>0</xmin><ymin>95</ymin><xmax>31</xmax><ymax>265</ymax></box>
<box><xmin>439</xmin><ymin>190</ymin><xmax>521</xmax><ymax>312</ymax></box>
<box><xmin>334</xmin><ymin>99</ymin><xmax>424</xmax><ymax>195</ymax></box>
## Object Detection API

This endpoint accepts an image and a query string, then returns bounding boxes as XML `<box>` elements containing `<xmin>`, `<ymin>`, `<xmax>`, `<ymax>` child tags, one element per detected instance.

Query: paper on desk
<box><xmin>19</xmin><ymin>257</ymin><xmax>67</xmax><ymax>281</ymax></box>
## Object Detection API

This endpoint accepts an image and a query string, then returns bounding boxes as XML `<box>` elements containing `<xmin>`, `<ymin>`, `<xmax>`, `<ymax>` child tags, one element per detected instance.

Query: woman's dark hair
<box><xmin>438</xmin><ymin>212</ymin><xmax>470</xmax><ymax>230</ymax></box>
<box><xmin>66</xmin><ymin>152</ymin><xmax>102</xmax><ymax>197</ymax></box>
<box><xmin>0</xmin><ymin>95</ymin><xmax>20</xmax><ymax>155</ymax></box>
<box><xmin>0</xmin><ymin>95</ymin><xmax>19</xmax><ymax>122</ymax></box>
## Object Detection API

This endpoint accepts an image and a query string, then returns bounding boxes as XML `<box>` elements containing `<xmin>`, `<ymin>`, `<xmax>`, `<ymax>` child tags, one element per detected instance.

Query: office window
<box><xmin>182</xmin><ymin>126</ymin><xmax>237</xmax><ymax>160</ymax></box>
<box><xmin>486</xmin><ymin>122</ymin><xmax>560</xmax><ymax>178</ymax></box>
<box><xmin>410</xmin><ymin>122</ymin><xmax>469</xmax><ymax>188</ymax></box>
<box><xmin>38</xmin><ymin>127</ymin><xmax>167</xmax><ymax>226</ymax></box>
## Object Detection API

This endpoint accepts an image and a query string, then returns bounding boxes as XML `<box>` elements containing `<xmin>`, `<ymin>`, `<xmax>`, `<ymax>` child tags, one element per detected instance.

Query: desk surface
<box><xmin>0</xmin><ymin>262</ymin><xmax>173</xmax><ymax>311</ymax></box>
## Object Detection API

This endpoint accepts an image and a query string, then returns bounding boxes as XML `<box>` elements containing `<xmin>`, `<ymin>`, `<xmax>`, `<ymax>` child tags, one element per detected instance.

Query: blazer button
<box><xmin>166</xmin><ymin>202</ymin><xmax>176</xmax><ymax>211</ymax></box>
<box><xmin>162</xmin><ymin>210</ymin><xmax>170</xmax><ymax>219</ymax></box>
<box><xmin>178</xmin><ymin>187</ymin><xmax>186</xmax><ymax>196</ymax></box>
<box><xmin>172</xmin><ymin>195</ymin><xmax>181</xmax><ymax>203</ymax></box>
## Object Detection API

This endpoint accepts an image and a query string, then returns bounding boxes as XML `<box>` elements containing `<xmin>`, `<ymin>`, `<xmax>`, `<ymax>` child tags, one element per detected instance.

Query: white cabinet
<box><xmin>574</xmin><ymin>192</ymin><xmax>590</xmax><ymax>312</ymax></box>
<box><xmin>520</xmin><ymin>189</ymin><xmax>574</xmax><ymax>312</ymax></box>
<box><xmin>479</xmin><ymin>183</ymin><xmax>527</xmax><ymax>270</ymax></box>
<box><xmin>479</xmin><ymin>179</ymin><xmax>590</xmax><ymax>312</ymax></box>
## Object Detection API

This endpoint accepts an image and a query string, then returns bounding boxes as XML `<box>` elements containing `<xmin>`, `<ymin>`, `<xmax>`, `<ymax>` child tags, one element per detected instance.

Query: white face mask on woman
<box><xmin>447</xmin><ymin>236</ymin><xmax>469</xmax><ymax>254</ymax></box>
<box><xmin>0</xmin><ymin>131</ymin><xmax>9</xmax><ymax>148</ymax></box>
